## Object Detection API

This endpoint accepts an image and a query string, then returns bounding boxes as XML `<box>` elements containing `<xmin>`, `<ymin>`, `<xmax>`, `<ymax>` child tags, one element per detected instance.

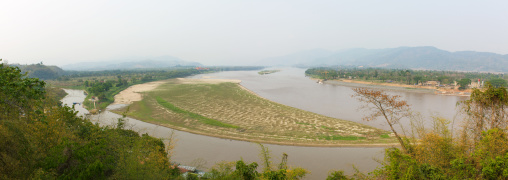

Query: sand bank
<box><xmin>112</xmin><ymin>78</ymin><xmax>242</xmax><ymax>105</ymax></box>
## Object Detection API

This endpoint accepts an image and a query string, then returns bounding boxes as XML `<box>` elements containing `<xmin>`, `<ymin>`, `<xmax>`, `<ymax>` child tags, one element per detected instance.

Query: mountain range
<box><xmin>62</xmin><ymin>56</ymin><xmax>202</xmax><ymax>71</ymax></box>
<box><xmin>258</xmin><ymin>46</ymin><xmax>508</xmax><ymax>72</ymax></box>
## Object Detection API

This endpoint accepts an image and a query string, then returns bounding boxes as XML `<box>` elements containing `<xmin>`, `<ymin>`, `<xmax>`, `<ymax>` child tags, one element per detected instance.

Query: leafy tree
<box><xmin>0</xmin><ymin>60</ymin><xmax>46</xmax><ymax>119</ymax></box>
<box><xmin>488</xmin><ymin>78</ymin><xmax>507</xmax><ymax>88</ymax></box>
<box><xmin>459</xmin><ymin>82</ymin><xmax>508</xmax><ymax>144</ymax></box>
<box><xmin>458</xmin><ymin>78</ymin><xmax>472</xmax><ymax>90</ymax></box>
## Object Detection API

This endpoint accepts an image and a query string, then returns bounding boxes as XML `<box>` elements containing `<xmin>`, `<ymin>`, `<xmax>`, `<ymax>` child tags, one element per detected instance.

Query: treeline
<box><xmin>306</xmin><ymin>67</ymin><xmax>507</xmax><ymax>87</ymax></box>
<box><xmin>62</xmin><ymin>66</ymin><xmax>264</xmax><ymax>79</ymax></box>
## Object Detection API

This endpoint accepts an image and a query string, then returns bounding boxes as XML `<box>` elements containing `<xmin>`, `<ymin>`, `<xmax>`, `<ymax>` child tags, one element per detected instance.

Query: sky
<box><xmin>1</xmin><ymin>0</ymin><xmax>508</xmax><ymax>66</ymax></box>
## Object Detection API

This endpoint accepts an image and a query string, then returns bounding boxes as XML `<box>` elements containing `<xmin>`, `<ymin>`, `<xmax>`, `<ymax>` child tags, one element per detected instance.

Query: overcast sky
<box><xmin>1</xmin><ymin>0</ymin><xmax>507</xmax><ymax>66</ymax></box>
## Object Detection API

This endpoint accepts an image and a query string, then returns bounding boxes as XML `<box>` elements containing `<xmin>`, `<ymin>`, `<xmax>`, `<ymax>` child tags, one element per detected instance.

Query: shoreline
<box><xmin>110</xmin><ymin>78</ymin><xmax>398</xmax><ymax>148</ymax></box>
<box><xmin>313</xmin><ymin>78</ymin><xmax>471</xmax><ymax>97</ymax></box>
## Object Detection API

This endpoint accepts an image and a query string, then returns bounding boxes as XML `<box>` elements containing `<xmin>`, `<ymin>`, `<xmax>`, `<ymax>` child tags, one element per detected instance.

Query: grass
<box><xmin>258</xmin><ymin>70</ymin><xmax>281</xmax><ymax>75</ymax></box>
<box><xmin>380</xmin><ymin>134</ymin><xmax>390</xmax><ymax>138</ymax></box>
<box><xmin>155</xmin><ymin>97</ymin><xmax>239</xmax><ymax>129</ymax></box>
<box><xmin>119</xmin><ymin>79</ymin><xmax>396</xmax><ymax>145</ymax></box>
<box><xmin>296</xmin><ymin>122</ymin><xmax>311</xmax><ymax>125</ymax></box>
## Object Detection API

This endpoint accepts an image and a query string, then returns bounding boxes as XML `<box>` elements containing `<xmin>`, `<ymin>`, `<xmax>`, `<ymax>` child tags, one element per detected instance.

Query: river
<box><xmin>61</xmin><ymin>67</ymin><xmax>467</xmax><ymax>179</ymax></box>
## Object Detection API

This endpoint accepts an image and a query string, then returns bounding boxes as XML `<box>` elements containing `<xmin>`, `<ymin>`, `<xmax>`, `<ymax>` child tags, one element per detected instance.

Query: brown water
<box><xmin>192</xmin><ymin>68</ymin><xmax>468</xmax><ymax>131</ymax></box>
<box><xmin>61</xmin><ymin>68</ymin><xmax>467</xmax><ymax>179</ymax></box>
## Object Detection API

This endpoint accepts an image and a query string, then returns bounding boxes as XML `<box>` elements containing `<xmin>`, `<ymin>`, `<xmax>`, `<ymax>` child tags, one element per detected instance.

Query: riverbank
<box><xmin>314</xmin><ymin>78</ymin><xmax>471</xmax><ymax>96</ymax></box>
<box><xmin>111</xmin><ymin>78</ymin><xmax>398</xmax><ymax>147</ymax></box>
<box><xmin>61</xmin><ymin>76</ymin><xmax>388</xmax><ymax>179</ymax></box>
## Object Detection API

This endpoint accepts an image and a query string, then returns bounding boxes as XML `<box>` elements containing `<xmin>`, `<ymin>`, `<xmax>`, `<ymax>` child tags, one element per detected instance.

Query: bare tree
<box><xmin>352</xmin><ymin>88</ymin><xmax>411</xmax><ymax>153</ymax></box>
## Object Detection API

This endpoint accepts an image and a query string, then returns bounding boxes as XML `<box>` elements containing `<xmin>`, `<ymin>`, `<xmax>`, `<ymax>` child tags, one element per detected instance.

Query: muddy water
<box><xmin>61</xmin><ymin>68</ymin><xmax>466</xmax><ymax>179</ymax></box>
<box><xmin>192</xmin><ymin>68</ymin><xmax>468</xmax><ymax>131</ymax></box>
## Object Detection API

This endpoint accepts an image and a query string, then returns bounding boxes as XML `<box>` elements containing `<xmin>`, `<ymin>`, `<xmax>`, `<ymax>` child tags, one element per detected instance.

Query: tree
<box><xmin>459</xmin><ymin>82</ymin><xmax>508</xmax><ymax>144</ymax></box>
<box><xmin>0</xmin><ymin>60</ymin><xmax>46</xmax><ymax>118</ymax></box>
<box><xmin>458</xmin><ymin>78</ymin><xmax>472</xmax><ymax>90</ymax></box>
<box><xmin>488</xmin><ymin>78</ymin><xmax>507</xmax><ymax>88</ymax></box>
<box><xmin>352</xmin><ymin>88</ymin><xmax>411</xmax><ymax>153</ymax></box>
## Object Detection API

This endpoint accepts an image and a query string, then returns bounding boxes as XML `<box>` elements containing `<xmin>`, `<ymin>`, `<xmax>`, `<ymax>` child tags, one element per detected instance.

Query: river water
<box><xmin>61</xmin><ymin>67</ymin><xmax>467</xmax><ymax>179</ymax></box>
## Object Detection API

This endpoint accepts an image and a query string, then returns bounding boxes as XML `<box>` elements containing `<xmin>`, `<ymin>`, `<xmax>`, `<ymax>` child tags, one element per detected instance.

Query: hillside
<box><xmin>260</xmin><ymin>47</ymin><xmax>508</xmax><ymax>72</ymax></box>
<box><xmin>11</xmin><ymin>63</ymin><xmax>64</xmax><ymax>80</ymax></box>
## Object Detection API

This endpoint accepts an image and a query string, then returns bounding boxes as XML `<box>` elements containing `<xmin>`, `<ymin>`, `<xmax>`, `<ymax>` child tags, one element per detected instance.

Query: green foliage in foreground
<box><xmin>155</xmin><ymin>96</ymin><xmax>239</xmax><ymax>129</ymax></box>
<box><xmin>204</xmin><ymin>144</ymin><xmax>308</xmax><ymax>180</ymax></box>
<box><xmin>0</xmin><ymin>63</ymin><xmax>180</xmax><ymax>179</ymax></box>
<box><xmin>330</xmin><ymin>84</ymin><xmax>508</xmax><ymax>179</ymax></box>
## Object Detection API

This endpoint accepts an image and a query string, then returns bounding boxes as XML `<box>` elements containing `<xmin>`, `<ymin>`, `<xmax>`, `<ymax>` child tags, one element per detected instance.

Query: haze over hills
<box><xmin>62</xmin><ymin>56</ymin><xmax>203</xmax><ymax>71</ymax></box>
<box><xmin>259</xmin><ymin>46</ymin><xmax>508</xmax><ymax>72</ymax></box>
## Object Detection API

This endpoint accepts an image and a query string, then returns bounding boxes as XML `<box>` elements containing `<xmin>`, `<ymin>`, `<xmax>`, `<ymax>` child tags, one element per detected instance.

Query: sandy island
<box><xmin>110</xmin><ymin>78</ymin><xmax>399</xmax><ymax>147</ymax></box>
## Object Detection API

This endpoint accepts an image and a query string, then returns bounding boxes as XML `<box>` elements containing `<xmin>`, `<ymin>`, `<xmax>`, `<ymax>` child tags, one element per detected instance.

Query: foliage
<box><xmin>460</xmin><ymin>82</ymin><xmax>508</xmax><ymax>144</ymax></box>
<box><xmin>351</xmin><ymin>84</ymin><xmax>508</xmax><ymax>179</ymax></box>
<box><xmin>458</xmin><ymin>78</ymin><xmax>472</xmax><ymax>90</ymax></box>
<box><xmin>0</xmin><ymin>61</ymin><xmax>46</xmax><ymax>119</ymax></box>
<box><xmin>326</xmin><ymin>170</ymin><xmax>349</xmax><ymax>180</ymax></box>
<box><xmin>204</xmin><ymin>144</ymin><xmax>308</xmax><ymax>180</ymax></box>
<box><xmin>0</xmin><ymin>62</ymin><xmax>179</xmax><ymax>179</ymax></box>
<box><xmin>306</xmin><ymin>67</ymin><xmax>506</xmax><ymax>88</ymax></box>
<box><xmin>488</xmin><ymin>78</ymin><xmax>508</xmax><ymax>88</ymax></box>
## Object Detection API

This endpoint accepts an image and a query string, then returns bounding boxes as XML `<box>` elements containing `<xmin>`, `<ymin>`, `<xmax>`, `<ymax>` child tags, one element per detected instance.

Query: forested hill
<box><xmin>12</xmin><ymin>63</ymin><xmax>64</xmax><ymax>80</ymax></box>
<box><xmin>260</xmin><ymin>46</ymin><xmax>508</xmax><ymax>72</ymax></box>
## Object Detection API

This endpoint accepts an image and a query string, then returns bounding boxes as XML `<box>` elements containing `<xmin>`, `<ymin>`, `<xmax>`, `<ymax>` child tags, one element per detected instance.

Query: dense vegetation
<box><xmin>327</xmin><ymin>83</ymin><xmax>508</xmax><ymax>179</ymax></box>
<box><xmin>0</xmin><ymin>62</ymin><xmax>182</xmax><ymax>179</ymax></box>
<box><xmin>306</xmin><ymin>67</ymin><xmax>507</xmax><ymax>88</ymax></box>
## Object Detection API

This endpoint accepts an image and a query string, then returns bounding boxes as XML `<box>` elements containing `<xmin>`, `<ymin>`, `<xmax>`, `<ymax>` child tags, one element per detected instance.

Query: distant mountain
<box><xmin>260</xmin><ymin>46</ymin><xmax>508</xmax><ymax>72</ymax></box>
<box><xmin>62</xmin><ymin>56</ymin><xmax>203</xmax><ymax>71</ymax></box>
<box><xmin>256</xmin><ymin>49</ymin><xmax>333</xmax><ymax>66</ymax></box>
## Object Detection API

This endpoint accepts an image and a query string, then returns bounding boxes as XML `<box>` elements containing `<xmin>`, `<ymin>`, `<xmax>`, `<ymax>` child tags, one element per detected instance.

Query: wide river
<box><xmin>61</xmin><ymin>67</ymin><xmax>468</xmax><ymax>179</ymax></box>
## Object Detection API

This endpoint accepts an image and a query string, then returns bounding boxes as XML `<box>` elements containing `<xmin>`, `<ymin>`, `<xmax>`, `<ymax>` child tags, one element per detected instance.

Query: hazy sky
<box><xmin>1</xmin><ymin>0</ymin><xmax>507</xmax><ymax>66</ymax></box>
